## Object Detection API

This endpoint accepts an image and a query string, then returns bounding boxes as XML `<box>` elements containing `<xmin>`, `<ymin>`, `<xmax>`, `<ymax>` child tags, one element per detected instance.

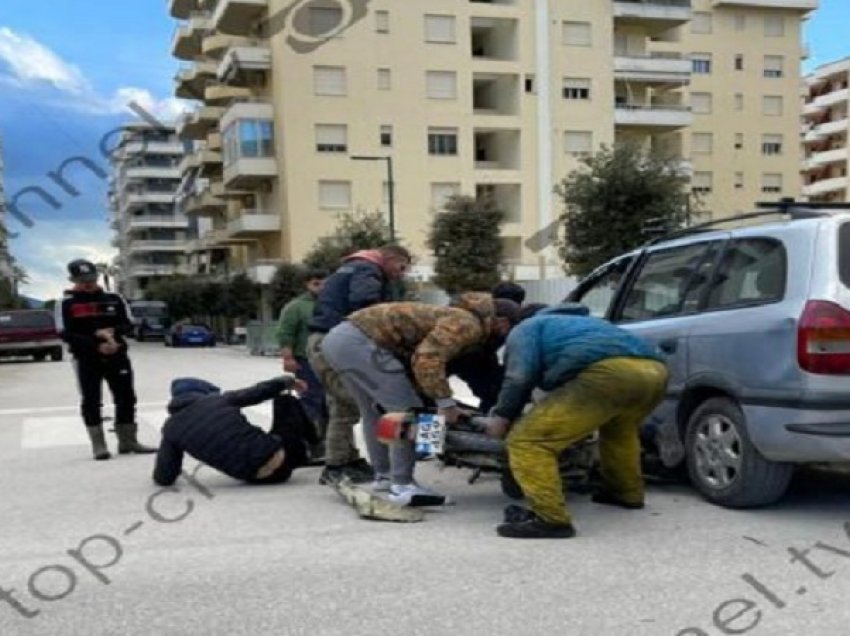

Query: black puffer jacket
<box><xmin>56</xmin><ymin>286</ymin><xmax>134</xmax><ymax>359</ymax></box>
<box><xmin>153</xmin><ymin>377</ymin><xmax>295</xmax><ymax>485</ymax></box>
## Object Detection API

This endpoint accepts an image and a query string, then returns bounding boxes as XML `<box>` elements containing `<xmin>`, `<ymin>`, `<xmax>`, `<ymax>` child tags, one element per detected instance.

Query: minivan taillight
<box><xmin>798</xmin><ymin>300</ymin><xmax>850</xmax><ymax>374</ymax></box>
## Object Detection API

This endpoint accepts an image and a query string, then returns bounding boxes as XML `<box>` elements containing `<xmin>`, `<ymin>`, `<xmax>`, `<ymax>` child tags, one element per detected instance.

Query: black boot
<box><xmin>115</xmin><ymin>423</ymin><xmax>157</xmax><ymax>454</ymax></box>
<box><xmin>85</xmin><ymin>426</ymin><xmax>111</xmax><ymax>461</ymax></box>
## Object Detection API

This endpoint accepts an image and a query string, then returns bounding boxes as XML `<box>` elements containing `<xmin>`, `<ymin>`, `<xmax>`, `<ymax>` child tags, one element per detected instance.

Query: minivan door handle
<box><xmin>659</xmin><ymin>339</ymin><xmax>678</xmax><ymax>354</ymax></box>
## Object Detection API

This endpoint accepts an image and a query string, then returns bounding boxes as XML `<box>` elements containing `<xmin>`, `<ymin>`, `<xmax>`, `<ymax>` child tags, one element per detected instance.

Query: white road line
<box><xmin>20</xmin><ymin>410</ymin><xmax>166</xmax><ymax>449</ymax></box>
<box><xmin>0</xmin><ymin>401</ymin><xmax>168</xmax><ymax>416</ymax></box>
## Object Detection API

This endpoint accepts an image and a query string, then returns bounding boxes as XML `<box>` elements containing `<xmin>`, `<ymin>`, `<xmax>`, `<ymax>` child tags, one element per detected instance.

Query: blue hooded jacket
<box><xmin>492</xmin><ymin>304</ymin><xmax>664</xmax><ymax>420</ymax></box>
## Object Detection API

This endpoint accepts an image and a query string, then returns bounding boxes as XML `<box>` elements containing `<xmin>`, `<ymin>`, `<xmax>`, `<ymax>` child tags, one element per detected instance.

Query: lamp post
<box><xmin>351</xmin><ymin>155</ymin><xmax>395</xmax><ymax>242</ymax></box>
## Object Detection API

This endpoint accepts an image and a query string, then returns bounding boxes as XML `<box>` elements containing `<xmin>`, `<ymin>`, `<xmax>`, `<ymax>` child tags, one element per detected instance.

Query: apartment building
<box><xmin>168</xmin><ymin>0</ymin><xmax>814</xmax><ymax>282</ymax></box>
<box><xmin>802</xmin><ymin>56</ymin><xmax>850</xmax><ymax>203</ymax></box>
<box><xmin>108</xmin><ymin>122</ymin><xmax>189</xmax><ymax>300</ymax></box>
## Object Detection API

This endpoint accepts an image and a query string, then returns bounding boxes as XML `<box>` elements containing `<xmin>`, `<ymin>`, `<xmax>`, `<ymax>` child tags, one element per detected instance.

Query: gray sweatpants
<box><xmin>321</xmin><ymin>321</ymin><xmax>421</xmax><ymax>485</ymax></box>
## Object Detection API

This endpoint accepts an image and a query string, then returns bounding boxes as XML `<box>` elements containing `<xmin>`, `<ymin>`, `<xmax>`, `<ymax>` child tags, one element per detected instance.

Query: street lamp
<box><xmin>351</xmin><ymin>155</ymin><xmax>395</xmax><ymax>242</ymax></box>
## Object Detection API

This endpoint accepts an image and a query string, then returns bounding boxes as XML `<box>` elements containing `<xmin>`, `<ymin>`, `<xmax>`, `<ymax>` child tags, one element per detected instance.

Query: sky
<box><xmin>0</xmin><ymin>1</ymin><xmax>848</xmax><ymax>301</ymax></box>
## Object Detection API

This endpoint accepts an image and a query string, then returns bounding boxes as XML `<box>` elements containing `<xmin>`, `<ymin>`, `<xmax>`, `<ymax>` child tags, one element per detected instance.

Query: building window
<box><xmin>692</xmin><ymin>133</ymin><xmax>713</xmax><ymax>154</ymax></box>
<box><xmin>222</xmin><ymin>119</ymin><xmax>274</xmax><ymax>165</ymax></box>
<box><xmin>735</xmin><ymin>172</ymin><xmax>744</xmax><ymax>189</ymax></box>
<box><xmin>762</xmin><ymin>134</ymin><xmax>783</xmax><ymax>156</ymax></box>
<box><xmin>762</xmin><ymin>173</ymin><xmax>783</xmax><ymax>194</ymax></box>
<box><xmin>525</xmin><ymin>75</ymin><xmax>536</xmax><ymax>94</ymax></box>
<box><xmin>375</xmin><ymin>10</ymin><xmax>389</xmax><ymax>33</ymax></box>
<box><xmin>308</xmin><ymin>6</ymin><xmax>342</xmax><ymax>37</ymax></box>
<box><xmin>564</xmin><ymin>131</ymin><xmax>592</xmax><ymax>156</ymax></box>
<box><xmin>763</xmin><ymin>95</ymin><xmax>783</xmax><ymax>116</ymax></box>
<box><xmin>318</xmin><ymin>181</ymin><xmax>351</xmax><ymax>209</ymax></box>
<box><xmin>430</xmin><ymin>182</ymin><xmax>461</xmax><ymax>212</ymax></box>
<box><xmin>562</xmin><ymin>21</ymin><xmax>591</xmax><ymax>47</ymax></box>
<box><xmin>377</xmin><ymin>68</ymin><xmax>391</xmax><ymax>91</ymax></box>
<box><xmin>733</xmin><ymin>13</ymin><xmax>746</xmax><ymax>31</ymax></box>
<box><xmin>735</xmin><ymin>93</ymin><xmax>744</xmax><ymax>111</ymax></box>
<box><xmin>735</xmin><ymin>133</ymin><xmax>744</xmax><ymax>150</ymax></box>
<box><xmin>692</xmin><ymin>172</ymin><xmax>713</xmax><ymax>195</ymax></box>
<box><xmin>734</xmin><ymin>54</ymin><xmax>744</xmax><ymax>71</ymax></box>
<box><xmin>562</xmin><ymin>77</ymin><xmax>591</xmax><ymax>100</ymax></box>
<box><xmin>763</xmin><ymin>55</ymin><xmax>784</xmax><ymax>78</ymax></box>
<box><xmin>315</xmin><ymin>124</ymin><xmax>347</xmax><ymax>153</ymax></box>
<box><xmin>380</xmin><ymin>125</ymin><xmax>393</xmax><ymax>147</ymax></box>
<box><xmin>426</xmin><ymin>71</ymin><xmax>457</xmax><ymax>99</ymax></box>
<box><xmin>690</xmin><ymin>92</ymin><xmax>712</xmax><ymax>114</ymax></box>
<box><xmin>691</xmin><ymin>12</ymin><xmax>712</xmax><ymax>34</ymax></box>
<box><xmin>764</xmin><ymin>15</ymin><xmax>785</xmax><ymax>37</ymax></box>
<box><xmin>428</xmin><ymin>127</ymin><xmax>458</xmax><ymax>156</ymax></box>
<box><xmin>313</xmin><ymin>66</ymin><xmax>347</xmax><ymax>96</ymax></box>
<box><xmin>691</xmin><ymin>53</ymin><xmax>712</xmax><ymax>74</ymax></box>
<box><xmin>424</xmin><ymin>15</ymin><xmax>456</xmax><ymax>44</ymax></box>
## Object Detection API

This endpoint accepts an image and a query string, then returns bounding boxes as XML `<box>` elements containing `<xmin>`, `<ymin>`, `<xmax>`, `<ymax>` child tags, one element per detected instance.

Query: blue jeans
<box><xmin>295</xmin><ymin>356</ymin><xmax>328</xmax><ymax>439</ymax></box>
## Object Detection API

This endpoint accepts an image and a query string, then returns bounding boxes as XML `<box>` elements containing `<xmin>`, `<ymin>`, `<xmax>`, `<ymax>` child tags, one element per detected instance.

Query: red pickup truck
<box><xmin>0</xmin><ymin>310</ymin><xmax>63</xmax><ymax>362</ymax></box>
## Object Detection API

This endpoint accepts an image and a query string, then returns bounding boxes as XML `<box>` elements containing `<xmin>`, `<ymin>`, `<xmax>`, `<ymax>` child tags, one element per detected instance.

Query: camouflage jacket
<box><xmin>348</xmin><ymin>293</ymin><xmax>495</xmax><ymax>403</ymax></box>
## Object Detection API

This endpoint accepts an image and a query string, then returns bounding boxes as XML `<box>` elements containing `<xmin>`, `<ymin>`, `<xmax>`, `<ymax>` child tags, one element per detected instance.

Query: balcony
<box><xmin>126</xmin><ymin>264</ymin><xmax>184</xmax><ymax>278</ymax></box>
<box><xmin>183</xmin><ymin>179</ymin><xmax>227</xmax><ymax>215</ymax></box>
<box><xmin>204</xmin><ymin>84</ymin><xmax>255</xmax><ymax>106</ymax></box>
<box><xmin>471</xmin><ymin>17</ymin><xmax>519</xmax><ymax>62</ymax></box>
<box><xmin>614</xmin><ymin>53</ymin><xmax>691</xmax><ymax>85</ymax></box>
<box><xmin>212</xmin><ymin>0</ymin><xmax>268</xmax><ymax>36</ymax></box>
<box><xmin>613</xmin><ymin>1</ymin><xmax>692</xmax><ymax>34</ymax></box>
<box><xmin>218</xmin><ymin>43</ymin><xmax>272</xmax><ymax>84</ymax></box>
<box><xmin>121</xmin><ymin>192</ymin><xmax>177</xmax><ymax>213</ymax></box>
<box><xmin>226</xmin><ymin>209</ymin><xmax>280</xmax><ymax>238</ymax></box>
<box><xmin>177</xmin><ymin>106</ymin><xmax>226</xmax><ymax>140</ymax></box>
<box><xmin>118</xmin><ymin>141</ymin><xmax>184</xmax><ymax>157</ymax></box>
<box><xmin>813</xmin><ymin>117</ymin><xmax>850</xmax><ymax>139</ymax></box>
<box><xmin>128</xmin><ymin>240</ymin><xmax>186</xmax><ymax>254</ymax></box>
<box><xmin>614</xmin><ymin>102</ymin><xmax>692</xmax><ymax>129</ymax></box>
<box><xmin>168</xmin><ymin>0</ymin><xmax>195</xmax><ymax>19</ymax></box>
<box><xmin>712</xmin><ymin>1</ymin><xmax>817</xmax><ymax>10</ymax></box>
<box><xmin>175</xmin><ymin>61</ymin><xmax>217</xmax><ymax>100</ymax></box>
<box><xmin>474</xmin><ymin>129</ymin><xmax>521</xmax><ymax>171</ymax></box>
<box><xmin>814</xmin><ymin>87</ymin><xmax>850</xmax><ymax>110</ymax></box>
<box><xmin>202</xmin><ymin>33</ymin><xmax>261</xmax><ymax>58</ymax></box>
<box><xmin>126</xmin><ymin>215</ymin><xmax>189</xmax><ymax>231</ymax></box>
<box><xmin>247</xmin><ymin>259</ymin><xmax>283</xmax><ymax>285</ymax></box>
<box><xmin>171</xmin><ymin>11</ymin><xmax>210</xmax><ymax>61</ymax></box>
<box><xmin>803</xmin><ymin>100</ymin><xmax>826</xmax><ymax>118</ymax></box>
<box><xmin>803</xmin><ymin>176</ymin><xmax>848</xmax><ymax>197</ymax></box>
<box><xmin>804</xmin><ymin>148</ymin><xmax>849</xmax><ymax>171</ymax></box>
<box><xmin>124</xmin><ymin>165</ymin><xmax>181</xmax><ymax>180</ymax></box>
<box><xmin>472</xmin><ymin>73</ymin><xmax>520</xmax><ymax>116</ymax></box>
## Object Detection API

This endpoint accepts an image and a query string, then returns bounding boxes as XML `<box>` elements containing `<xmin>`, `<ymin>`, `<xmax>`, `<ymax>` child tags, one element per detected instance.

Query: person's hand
<box><xmin>95</xmin><ymin>328</ymin><xmax>115</xmax><ymax>340</ymax></box>
<box><xmin>483</xmin><ymin>416</ymin><xmax>511</xmax><ymax>439</ymax></box>
<box><xmin>282</xmin><ymin>354</ymin><xmax>300</xmax><ymax>373</ymax></box>
<box><xmin>439</xmin><ymin>405</ymin><xmax>473</xmax><ymax>425</ymax></box>
<box><xmin>98</xmin><ymin>341</ymin><xmax>119</xmax><ymax>356</ymax></box>
<box><xmin>292</xmin><ymin>379</ymin><xmax>309</xmax><ymax>395</ymax></box>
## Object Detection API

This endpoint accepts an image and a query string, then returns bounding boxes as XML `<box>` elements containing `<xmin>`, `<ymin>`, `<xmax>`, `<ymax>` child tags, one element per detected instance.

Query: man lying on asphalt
<box><xmin>153</xmin><ymin>376</ymin><xmax>315</xmax><ymax>486</ymax></box>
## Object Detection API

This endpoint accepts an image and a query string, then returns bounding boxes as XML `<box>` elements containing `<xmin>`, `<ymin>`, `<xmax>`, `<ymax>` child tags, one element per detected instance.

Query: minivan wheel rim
<box><xmin>694</xmin><ymin>414</ymin><xmax>742</xmax><ymax>490</ymax></box>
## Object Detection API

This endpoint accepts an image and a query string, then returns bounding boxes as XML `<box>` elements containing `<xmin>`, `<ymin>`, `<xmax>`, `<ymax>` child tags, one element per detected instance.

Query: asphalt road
<box><xmin>2</xmin><ymin>343</ymin><xmax>850</xmax><ymax>636</ymax></box>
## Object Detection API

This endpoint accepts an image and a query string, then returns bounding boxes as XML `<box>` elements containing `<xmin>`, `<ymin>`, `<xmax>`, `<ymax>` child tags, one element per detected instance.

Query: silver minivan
<box><xmin>567</xmin><ymin>204</ymin><xmax>850</xmax><ymax>508</ymax></box>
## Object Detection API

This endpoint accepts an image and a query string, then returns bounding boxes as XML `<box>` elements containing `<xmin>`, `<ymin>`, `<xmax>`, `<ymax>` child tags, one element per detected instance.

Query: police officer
<box><xmin>55</xmin><ymin>259</ymin><xmax>156</xmax><ymax>460</ymax></box>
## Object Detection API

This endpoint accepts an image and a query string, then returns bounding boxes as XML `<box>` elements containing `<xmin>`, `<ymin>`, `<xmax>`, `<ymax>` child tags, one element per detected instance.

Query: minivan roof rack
<box><xmin>647</xmin><ymin>198</ymin><xmax>845</xmax><ymax>246</ymax></box>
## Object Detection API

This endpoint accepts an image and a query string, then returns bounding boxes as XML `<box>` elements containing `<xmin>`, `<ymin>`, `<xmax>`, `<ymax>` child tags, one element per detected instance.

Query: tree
<box><xmin>223</xmin><ymin>274</ymin><xmax>260</xmax><ymax>321</ymax></box>
<box><xmin>303</xmin><ymin>208</ymin><xmax>392</xmax><ymax>272</ymax></box>
<box><xmin>555</xmin><ymin>143</ymin><xmax>696</xmax><ymax>277</ymax></box>
<box><xmin>269</xmin><ymin>262</ymin><xmax>306</xmax><ymax>316</ymax></box>
<box><xmin>145</xmin><ymin>277</ymin><xmax>204</xmax><ymax>321</ymax></box>
<box><xmin>427</xmin><ymin>194</ymin><xmax>504</xmax><ymax>294</ymax></box>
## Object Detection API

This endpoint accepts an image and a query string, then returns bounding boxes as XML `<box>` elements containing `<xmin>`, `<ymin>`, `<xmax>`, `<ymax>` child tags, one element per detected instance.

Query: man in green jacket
<box><xmin>276</xmin><ymin>269</ymin><xmax>328</xmax><ymax>455</ymax></box>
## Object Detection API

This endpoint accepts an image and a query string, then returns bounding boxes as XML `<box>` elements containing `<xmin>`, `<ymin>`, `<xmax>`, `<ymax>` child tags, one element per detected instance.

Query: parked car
<box><xmin>0</xmin><ymin>310</ymin><xmax>63</xmax><ymax>362</ymax></box>
<box><xmin>130</xmin><ymin>300</ymin><xmax>169</xmax><ymax>341</ymax></box>
<box><xmin>566</xmin><ymin>201</ymin><xmax>850</xmax><ymax>509</ymax></box>
<box><xmin>164</xmin><ymin>323</ymin><xmax>216</xmax><ymax>348</ymax></box>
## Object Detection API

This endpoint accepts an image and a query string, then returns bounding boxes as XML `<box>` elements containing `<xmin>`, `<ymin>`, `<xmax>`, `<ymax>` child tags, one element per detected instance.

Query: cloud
<box><xmin>12</xmin><ymin>220</ymin><xmax>115</xmax><ymax>302</ymax></box>
<box><xmin>0</xmin><ymin>27</ymin><xmax>188</xmax><ymax>120</ymax></box>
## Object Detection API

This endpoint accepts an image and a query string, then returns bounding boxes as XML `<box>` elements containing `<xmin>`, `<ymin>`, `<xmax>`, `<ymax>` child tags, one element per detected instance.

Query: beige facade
<box><xmin>169</xmin><ymin>0</ymin><xmax>815</xmax><ymax>283</ymax></box>
<box><xmin>802</xmin><ymin>56</ymin><xmax>850</xmax><ymax>202</ymax></box>
<box><xmin>108</xmin><ymin>123</ymin><xmax>189</xmax><ymax>300</ymax></box>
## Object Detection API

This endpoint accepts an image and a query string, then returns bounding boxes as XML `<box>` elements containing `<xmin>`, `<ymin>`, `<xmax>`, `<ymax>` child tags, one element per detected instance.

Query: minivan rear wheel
<box><xmin>685</xmin><ymin>397</ymin><xmax>793</xmax><ymax>508</ymax></box>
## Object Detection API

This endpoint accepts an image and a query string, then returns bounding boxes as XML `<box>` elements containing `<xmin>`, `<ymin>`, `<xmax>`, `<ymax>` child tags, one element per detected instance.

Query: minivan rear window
<box><xmin>0</xmin><ymin>311</ymin><xmax>54</xmax><ymax>330</ymax></box>
<box><xmin>840</xmin><ymin>223</ymin><xmax>850</xmax><ymax>288</ymax></box>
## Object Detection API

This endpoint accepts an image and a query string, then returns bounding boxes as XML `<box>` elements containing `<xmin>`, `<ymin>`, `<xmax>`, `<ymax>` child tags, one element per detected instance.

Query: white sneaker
<box><xmin>371</xmin><ymin>476</ymin><xmax>392</xmax><ymax>493</ymax></box>
<box><xmin>388</xmin><ymin>482</ymin><xmax>446</xmax><ymax>507</ymax></box>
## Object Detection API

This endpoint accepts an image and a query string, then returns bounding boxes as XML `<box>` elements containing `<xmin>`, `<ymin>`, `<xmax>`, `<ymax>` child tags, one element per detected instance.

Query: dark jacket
<box><xmin>55</xmin><ymin>287</ymin><xmax>134</xmax><ymax>359</ymax></box>
<box><xmin>153</xmin><ymin>377</ymin><xmax>295</xmax><ymax>486</ymax></box>
<box><xmin>308</xmin><ymin>250</ymin><xmax>395</xmax><ymax>334</ymax></box>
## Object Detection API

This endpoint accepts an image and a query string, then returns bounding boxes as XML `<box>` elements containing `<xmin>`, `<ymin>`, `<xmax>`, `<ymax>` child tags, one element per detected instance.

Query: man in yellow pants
<box><xmin>485</xmin><ymin>304</ymin><xmax>668</xmax><ymax>539</ymax></box>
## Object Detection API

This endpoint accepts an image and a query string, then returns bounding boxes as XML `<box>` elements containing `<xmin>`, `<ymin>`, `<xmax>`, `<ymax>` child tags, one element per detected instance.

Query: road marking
<box><xmin>0</xmin><ymin>401</ymin><xmax>168</xmax><ymax>417</ymax></box>
<box><xmin>20</xmin><ymin>411</ymin><xmax>166</xmax><ymax>449</ymax></box>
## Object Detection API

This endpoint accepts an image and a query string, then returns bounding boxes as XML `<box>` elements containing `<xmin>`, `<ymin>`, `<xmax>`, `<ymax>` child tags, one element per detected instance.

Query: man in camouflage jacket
<box><xmin>321</xmin><ymin>293</ymin><xmax>519</xmax><ymax>507</ymax></box>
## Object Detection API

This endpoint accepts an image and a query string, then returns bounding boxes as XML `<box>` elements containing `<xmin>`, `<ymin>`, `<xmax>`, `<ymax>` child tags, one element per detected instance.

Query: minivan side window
<box><xmin>571</xmin><ymin>256</ymin><xmax>633</xmax><ymax>318</ymax></box>
<box><xmin>839</xmin><ymin>223</ymin><xmax>850</xmax><ymax>288</ymax></box>
<box><xmin>705</xmin><ymin>238</ymin><xmax>786</xmax><ymax>309</ymax></box>
<box><xmin>617</xmin><ymin>242</ymin><xmax>721</xmax><ymax>322</ymax></box>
